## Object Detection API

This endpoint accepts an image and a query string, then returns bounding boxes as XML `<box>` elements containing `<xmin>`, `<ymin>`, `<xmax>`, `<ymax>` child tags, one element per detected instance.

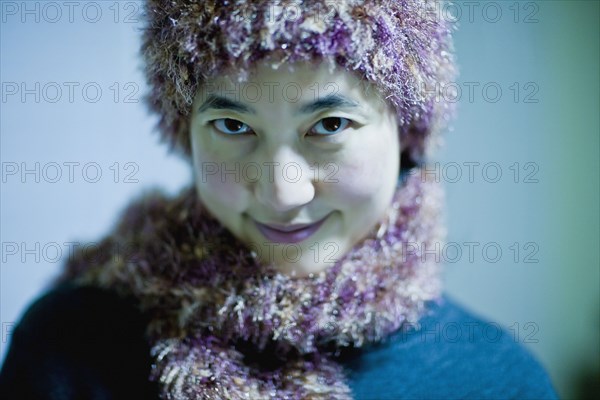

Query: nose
<box><xmin>253</xmin><ymin>146</ymin><xmax>315</xmax><ymax>213</ymax></box>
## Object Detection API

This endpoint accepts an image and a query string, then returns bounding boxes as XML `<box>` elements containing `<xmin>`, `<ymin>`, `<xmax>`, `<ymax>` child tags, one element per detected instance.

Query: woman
<box><xmin>0</xmin><ymin>0</ymin><xmax>558</xmax><ymax>398</ymax></box>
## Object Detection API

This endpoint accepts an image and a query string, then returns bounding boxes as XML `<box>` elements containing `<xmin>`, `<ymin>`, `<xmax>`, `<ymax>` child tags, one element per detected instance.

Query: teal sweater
<box><xmin>344</xmin><ymin>295</ymin><xmax>559</xmax><ymax>399</ymax></box>
<box><xmin>0</xmin><ymin>283</ymin><xmax>559</xmax><ymax>399</ymax></box>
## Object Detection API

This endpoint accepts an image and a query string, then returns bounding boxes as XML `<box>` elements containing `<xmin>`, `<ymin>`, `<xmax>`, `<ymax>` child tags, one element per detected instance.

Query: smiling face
<box><xmin>189</xmin><ymin>59</ymin><xmax>400</xmax><ymax>278</ymax></box>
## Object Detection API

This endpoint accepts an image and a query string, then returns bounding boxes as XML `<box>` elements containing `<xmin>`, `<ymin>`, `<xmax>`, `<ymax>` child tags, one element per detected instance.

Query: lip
<box><xmin>254</xmin><ymin>214</ymin><xmax>331</xmax><ymax>244</ymax></box>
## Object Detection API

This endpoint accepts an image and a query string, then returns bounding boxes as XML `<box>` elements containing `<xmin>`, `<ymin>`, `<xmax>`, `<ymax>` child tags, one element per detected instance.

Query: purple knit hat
<box><xmin>141</xmin><ymin>0</ymin><xmax>457</xmax><ymax>167</ymax></box>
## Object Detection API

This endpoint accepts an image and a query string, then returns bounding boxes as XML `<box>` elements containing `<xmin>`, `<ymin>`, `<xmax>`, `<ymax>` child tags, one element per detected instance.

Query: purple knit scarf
<box><xmin>57</xmin><ymin>167</ymin><xmax>444</xmax><ymax>399</ymax></box>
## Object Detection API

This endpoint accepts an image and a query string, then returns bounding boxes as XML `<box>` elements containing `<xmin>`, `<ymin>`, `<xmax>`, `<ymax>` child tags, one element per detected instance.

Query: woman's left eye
<box><xmin>308</xmin><ymin>117</ymin><xmax>352</xmax><ymax>136</ymax></box>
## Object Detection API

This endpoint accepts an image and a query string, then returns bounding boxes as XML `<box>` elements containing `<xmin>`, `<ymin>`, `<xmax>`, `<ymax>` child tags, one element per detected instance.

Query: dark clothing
<box><xmin>0</xmin><ymin>283</ymin><xmax>159</xmax><ymax>399</ymax></box>
<box><xmin>344</xmin><ymin>295</ymin><xmax>559</xmax><ymax>399</ymax></box>
<box><xmin>0</xmin><ymin>283</ymin><xmax>559</xmax><ymax>399</ymax></box>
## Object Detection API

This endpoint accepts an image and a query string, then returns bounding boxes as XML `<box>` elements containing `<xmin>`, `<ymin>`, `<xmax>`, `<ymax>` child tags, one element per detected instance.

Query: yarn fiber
<box><xmin>141</xmin><ymin>0</ymin><xmax>457</xmax><ymax>166</ymax></box>
<box><xmin>54</xmin><ymin>1</ymin><xmax>457</xmax><ymax>398</ymax></box>
<box><xmin>56</xmin><ymin>168</ymin><xmax>445</xmax><ymax>399</ymax></box>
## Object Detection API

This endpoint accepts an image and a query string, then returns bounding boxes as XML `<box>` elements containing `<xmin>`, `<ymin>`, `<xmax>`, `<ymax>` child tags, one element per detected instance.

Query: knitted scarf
<box><xmin>54</xmin><ymin>167</ymin><xmax>445</xmax><ymax>399</ymax></box>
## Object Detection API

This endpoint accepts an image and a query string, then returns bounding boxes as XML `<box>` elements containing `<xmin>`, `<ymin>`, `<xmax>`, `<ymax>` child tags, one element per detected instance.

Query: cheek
<box><xmin>328</xmin><ymin>143</ymin><xmax>398</xmax><ymax>200</ymax></box>
<box><xmin>334</xmin><ymin>163</ymin><xmax>384</xmax><ymax>196</ymax></box>
<box><xmin>203</xmin><ymin>177</ymin><xmax>245</xmax><ymax>206</ymax></box>
<box><xmin>192</xmin><ymin>149</ymin><xmax>248</xmax><ymax>213</ymax></box>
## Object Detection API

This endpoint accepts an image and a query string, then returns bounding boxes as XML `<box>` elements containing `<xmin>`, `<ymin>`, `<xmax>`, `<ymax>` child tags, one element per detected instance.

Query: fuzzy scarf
<box><xmin>54</xmin><ymin>167</ymin><xmax>445</xmax><ymax>399</ymax></box>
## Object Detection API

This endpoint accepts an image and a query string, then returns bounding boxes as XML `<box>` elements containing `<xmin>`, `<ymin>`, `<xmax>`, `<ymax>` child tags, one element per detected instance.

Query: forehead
<box><xmin>197</xmin><ymin>59</ymin><xmax>387</xmax><ymax>111</ymax></box>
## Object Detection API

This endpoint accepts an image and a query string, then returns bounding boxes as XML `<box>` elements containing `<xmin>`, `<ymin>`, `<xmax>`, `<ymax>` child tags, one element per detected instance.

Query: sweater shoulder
<box><xmin>8</xmin><ymin>282</ymin><xmax>147</xmax><ymax>336</ymax></box>
<box><xmin>0</xmin><ymin>283</ymin><xmax>159</xmax><ymax>399</ymax></box>
<box><xmin>344</xmin><ymin>294</ymin><xmax>559</xmax><ymax>399</ymax></box>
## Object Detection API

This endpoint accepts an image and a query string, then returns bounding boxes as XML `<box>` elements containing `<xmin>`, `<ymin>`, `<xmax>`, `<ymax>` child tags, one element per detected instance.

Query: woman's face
<box><xmin>190</xmin><ymin>59</ymin><xmax>399</xmax><ymax>277</ymax></box>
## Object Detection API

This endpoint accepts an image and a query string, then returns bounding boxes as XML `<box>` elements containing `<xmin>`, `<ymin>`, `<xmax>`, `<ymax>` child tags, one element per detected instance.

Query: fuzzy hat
<box><xmin>141</xmin><ymin>0</ymin><xmax>457</xmax><ymax>167</ymax></box>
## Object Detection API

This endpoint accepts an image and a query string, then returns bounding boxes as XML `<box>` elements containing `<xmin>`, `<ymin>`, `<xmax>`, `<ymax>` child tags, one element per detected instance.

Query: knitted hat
<box><xmin>141</xmin><ymin>0</ymin><xmax>457</xmax><ymax>167</ymax></box>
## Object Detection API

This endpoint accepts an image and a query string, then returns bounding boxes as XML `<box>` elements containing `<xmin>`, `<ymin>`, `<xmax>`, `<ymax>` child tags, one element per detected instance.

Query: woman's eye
<box><xmin>309</xmin><ymin>117</ymin><xmax>351</xmax><ymax>136</ymax></box>
<box><xmin>210</xmin><ymin>118</ymin><xmax>253</xmax><ymax>135</ymax></box>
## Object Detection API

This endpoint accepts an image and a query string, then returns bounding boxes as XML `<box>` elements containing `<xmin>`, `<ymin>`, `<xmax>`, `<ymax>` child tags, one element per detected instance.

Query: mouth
<box><xmin>254</xmin><ymin>214</ymin><xmax>331</xmax><ymax>244</ymax></box>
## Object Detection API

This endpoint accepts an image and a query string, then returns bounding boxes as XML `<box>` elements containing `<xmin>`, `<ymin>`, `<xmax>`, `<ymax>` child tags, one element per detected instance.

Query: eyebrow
<box><xmin>197</xmin><ymin>94</ymin><xmax>256</xmax><ymax>115</ymax></box>
<box><xmin>197</xmin><ymin>93</ymin><xmax>361</xmax><ymax>116</ymax></box>
<box><xmin>297</xmin><ymin>94</ymin><xmax>360</xmax><ymax>115</ymax></box>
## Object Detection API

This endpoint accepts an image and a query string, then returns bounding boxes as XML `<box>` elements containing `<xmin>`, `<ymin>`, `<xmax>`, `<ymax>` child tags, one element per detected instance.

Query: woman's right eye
<box><xmin>209</xmin><ymin>118</ymin><xmax>254</xmax><ymax>135</ymax></box>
